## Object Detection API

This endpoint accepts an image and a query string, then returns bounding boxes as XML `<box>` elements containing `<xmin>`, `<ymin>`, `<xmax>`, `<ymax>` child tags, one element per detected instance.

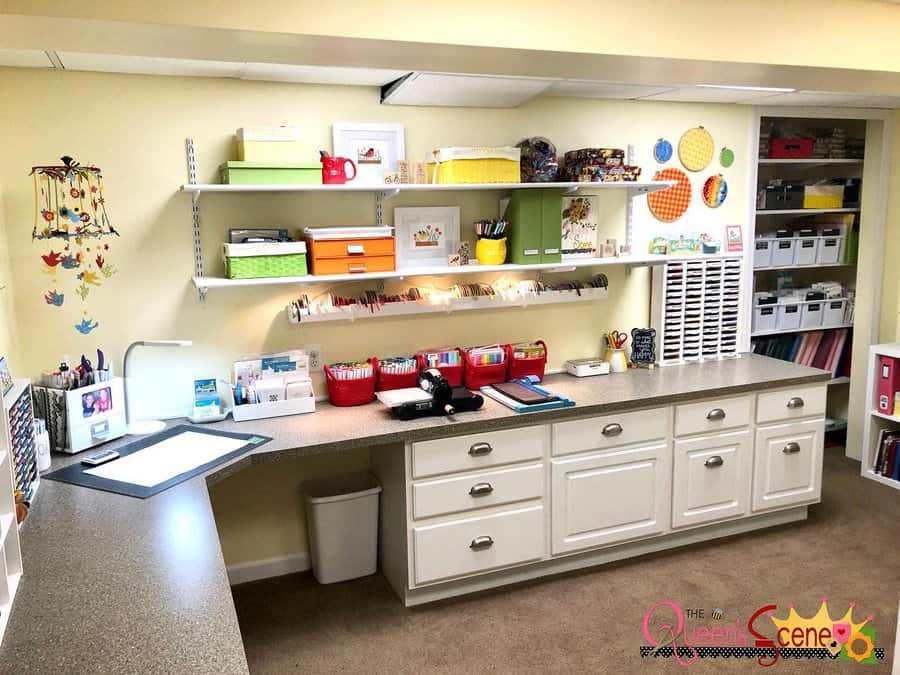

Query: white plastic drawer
<box><xmin>756</xmin><ymin>386</ymin><xmax>827</xmax><ymax>424</ymax></box>
<box><xmin>551</xmin><ymin>407</ymin><xmax>670</xmax><ymax>457</ymax></box>
<box><xmin>674</xmin><ymin>395</ymin><xmax>751</xmax><ymax>437</ymax></box>
<box><xmin>411</xmin><ymin>463</ymin><xmax>543</xmax><ymax>520</ymax></box>
<box><xmin>411</xmin><ymin>426</ymin><xmax>548</xmax><ymax>479</ymax></box>
<box><xmin>412</xmin><ymin>505</ymin><xmax>544</xmax><ymax>585</ymax></box>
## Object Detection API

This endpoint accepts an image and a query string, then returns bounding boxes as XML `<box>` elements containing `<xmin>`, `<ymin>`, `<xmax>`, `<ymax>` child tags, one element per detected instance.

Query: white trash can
<box><xmin>301</xmin><ymin>471</ymin><xmax>382</xmax><ymax>584</ymax></box>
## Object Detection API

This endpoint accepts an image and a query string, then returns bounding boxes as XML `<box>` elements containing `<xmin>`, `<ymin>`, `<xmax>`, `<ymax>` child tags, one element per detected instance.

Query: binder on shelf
<box><xmin>877</xmin><ymin>355</ymin><xmax>899</xmax><ymax>416</ymax></box>
<box><xmin>504</xmin><ymin>189</ymin><xmax>563</xmax><ymax>264</ymax></box>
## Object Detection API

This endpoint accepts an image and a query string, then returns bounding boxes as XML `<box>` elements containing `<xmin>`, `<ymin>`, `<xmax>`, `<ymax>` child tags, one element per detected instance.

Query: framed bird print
<box><xmin>332</xmin><ymin>123</ymin><xmax>405</xmax><ymax>186</ymax></box>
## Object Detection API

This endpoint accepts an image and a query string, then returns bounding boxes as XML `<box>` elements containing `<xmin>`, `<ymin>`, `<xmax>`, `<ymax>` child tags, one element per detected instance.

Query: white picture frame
<box><xmin>393</xmin><ymin>207</ymin><xmax>460</xmax><ymax>269</ymax></box>
<box><xmin>332</xmin><ymin>122</ymin><xmax>405</xmax><ymax>186</ymax></box>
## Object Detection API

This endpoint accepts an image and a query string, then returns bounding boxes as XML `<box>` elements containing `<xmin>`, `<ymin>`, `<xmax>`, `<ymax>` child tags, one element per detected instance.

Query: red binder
<box><xmin>877</xmin><ymin>355</ymin><xmax>899</xmax><ymax>415</ymax></box>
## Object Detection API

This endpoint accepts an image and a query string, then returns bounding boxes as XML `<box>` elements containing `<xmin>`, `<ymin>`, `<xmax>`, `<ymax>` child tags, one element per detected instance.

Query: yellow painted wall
<box><xmin>0</xmin><ymin>67</ymin><xmax>751</xmax><ymax>565</ymax></box>
<box><xmin>5</xmin><ymin>0</ymin><xmax>900</xmax><ymax>72</ymax></box>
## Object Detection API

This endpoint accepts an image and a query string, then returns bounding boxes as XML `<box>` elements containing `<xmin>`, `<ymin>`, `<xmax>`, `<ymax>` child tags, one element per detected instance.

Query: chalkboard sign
<box><xmin>630</xmin><ymin>328</ymin><xmax>657</xmax><ymax>366</ymax></box>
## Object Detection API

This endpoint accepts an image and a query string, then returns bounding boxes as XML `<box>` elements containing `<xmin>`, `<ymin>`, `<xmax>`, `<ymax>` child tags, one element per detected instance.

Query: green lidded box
<box><xmin>503</xmin><ymin>189</ymin><xmax>564</xmax><ymax>264</ymax></box>
<box><xmin>223</xmin><ymin>241</ymin><xmax>308</xmax><ymax>279</ymax></box>
<box><xmin>220</xmin><ymin>162</ymin><xmax>321</xmax><ymax>185</ymax></box>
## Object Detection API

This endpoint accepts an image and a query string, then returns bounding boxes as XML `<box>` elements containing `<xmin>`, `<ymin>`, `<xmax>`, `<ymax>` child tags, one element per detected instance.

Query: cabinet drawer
<box><xmin>550</xmin><ymin>442</ymin><xmax>670</xmax><ymax>554</ymax></box>
<box><xmin>309</xmin><ymin>255</ymin><xmax>395</xmax><ymax>276</ymax></box>
<box><xmin>552</xmin><ymin>408</ymin><xmax>669</xmax><ymax>457</ymax></box>
<box><xmin>412</xmin><ymin>505</ymin><xmax>544</xmax><ymax>585</ymax></box>
<box><xmin>308</xmin><ymin>238</ymin><xmax>395</xmax><ymax>259</ymax></box>
<box><xmin>412</xmin><ymin>463</ymin><xmax>543</xmax><ymax>520</ymax></box>
<box><xmin>756</xmin><ymin>385</ymin><xmax>826</xmax><ymax>424</ymax></box>
<box><xmin>752</xmin><ymin>419</ymin><xmax>823</xmax><ymax>512</ymax></box>
<box><xmin>675</xmin><ymin>395</ymin><xmax>751</xmax><ymax>437</ymax></box>
<box><xmin>411</xmin><ymin>426</ymin><xmax>548</xmax><ymax>479</ymax></box>
<box><xmin>672</xmin><ymin>430</ymin><xmax>752</xmax><ymax>528</ymax></box>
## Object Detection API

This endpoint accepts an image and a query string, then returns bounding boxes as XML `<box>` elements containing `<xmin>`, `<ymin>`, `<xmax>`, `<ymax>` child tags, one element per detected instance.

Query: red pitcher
<box><xmin>321</xmin><ymin>156</ymin><xmax>357</xmax><ymax>184</ymax></box>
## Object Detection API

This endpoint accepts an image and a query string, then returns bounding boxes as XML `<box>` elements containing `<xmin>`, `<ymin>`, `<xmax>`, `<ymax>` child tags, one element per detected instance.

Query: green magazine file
<box><xmin>505</xmin><ymin>189</ymin><xmax>563</xmax><ymax>264</ymax></box>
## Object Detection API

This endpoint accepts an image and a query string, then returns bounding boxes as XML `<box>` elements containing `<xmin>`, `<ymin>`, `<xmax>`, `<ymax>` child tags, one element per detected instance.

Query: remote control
<box><xmin>81</xmin><ymin>449</ymin><xmax>120</xmax><ymax>466</ymax></box>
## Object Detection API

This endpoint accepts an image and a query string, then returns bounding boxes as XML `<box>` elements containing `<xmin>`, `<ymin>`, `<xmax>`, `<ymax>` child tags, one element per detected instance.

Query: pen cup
<box><xmin>604</xmin><ymin>348</ymin><xmax>629</xmax><ymax>373</ymax></box>
<box><xmin>475</xmin><ymin>237</ymin><xmax>507</xmax><ymax>266</ymax></box>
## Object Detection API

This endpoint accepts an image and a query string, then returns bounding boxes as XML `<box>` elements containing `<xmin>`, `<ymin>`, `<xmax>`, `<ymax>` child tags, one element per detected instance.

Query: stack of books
<box><xmin>873</xmin><ymin>429</ymin><xmax>900</xmax><ymax>482</ymax></box>
<box><xmin>751</xmin><ymin>328</ymin><xmax>851</xmax><ymax>378</ymax></box>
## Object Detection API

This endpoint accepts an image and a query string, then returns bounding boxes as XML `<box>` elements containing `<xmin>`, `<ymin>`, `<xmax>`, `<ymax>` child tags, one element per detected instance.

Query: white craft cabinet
<box><xmin>372</xmin><ymin>384</ymin><xmax>827</xmax><ymax>607</ymax></box>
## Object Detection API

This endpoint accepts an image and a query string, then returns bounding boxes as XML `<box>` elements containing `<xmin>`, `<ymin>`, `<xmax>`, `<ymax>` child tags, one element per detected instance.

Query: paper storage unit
<box><xmin>754</xmin><ymin>239</ymin><xmax>773</xmax><ymax>268</ymax></box>
<box><xmin>822</xmin><ymin>298</ymin><xmax>847</xmax><ymax>327</ymax></box>
<box><xmin>652</xmin><ymin>257</ymin><xmax>742</xmax><ymax>366</ymax></box>
<box><xmin>816</xmin><ymin>235</ymin><xmax>845</xmax><ymax>264</ymax></box>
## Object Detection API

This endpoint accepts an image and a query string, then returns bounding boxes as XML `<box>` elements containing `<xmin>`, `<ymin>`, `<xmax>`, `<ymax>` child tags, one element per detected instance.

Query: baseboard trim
<box><xmin>226</xmin><ymin>552</ymin><xmax>311</xmax><ymax>586</ymax></box>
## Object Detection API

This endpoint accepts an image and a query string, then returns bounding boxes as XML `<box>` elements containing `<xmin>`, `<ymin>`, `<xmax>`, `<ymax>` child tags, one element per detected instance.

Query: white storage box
<box><xmin>822</xmin><ymin>298</ymin><xmax>846</xmax><ymax>326</ymax></box>
<box><xmin>302</xmin><ymin>472</ymin><xmax>382</xmax><ymax>584</ymax></box>
<box><xmin>754</xmin><ymin>303</ymin><xmax>777</xmax><ymax>333</ymax></box>
<box><xmin>777</xmin><ymin>299</ymin><xmax>802</xmax><ymax>330</ymax></box>
<box><xmin>800</xmin><ymin>300</ymin><xmax>824</xmax><ymax>329</ymax></box>
<box><xmin>771</xmin><ymin>238</ymin><xmax>796</xmax><ymax>267</ymax></box>
<box><xmin>236</xmin><ymin>126</ymin><xmax>304</xmax><ymax>162</ymax></box>
<box><xmin>754</xmin><ymin>238</ymin><xmax>773</xmax><ymax>268</ymax></box>
<box><xmin>816</xmin><ymin>235</ymin><xmax>845</xmax><ymax>264</ymax></box>
<box><xmin>793</xmin><ymin>236</ymin><xmax>818</xmax><ymax>265</ymax></box>
<box><xmin>65</xmin><ymin>377</ymin><xmax>127</xmax><ymax>453</ymax></box>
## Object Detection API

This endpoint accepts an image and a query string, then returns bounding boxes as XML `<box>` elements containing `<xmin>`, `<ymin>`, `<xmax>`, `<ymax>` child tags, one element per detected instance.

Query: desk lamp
<box><xmin>124</xmin><ymin>340</ymin><xmax>193</xmax><ymax>435</ymax></box>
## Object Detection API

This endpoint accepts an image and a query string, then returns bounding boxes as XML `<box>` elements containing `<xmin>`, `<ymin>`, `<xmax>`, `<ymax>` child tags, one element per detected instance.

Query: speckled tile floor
<box><xmin>233</xmin><ymin>448</ymin><xmax>899</xmax><ymax>674</ymax></box>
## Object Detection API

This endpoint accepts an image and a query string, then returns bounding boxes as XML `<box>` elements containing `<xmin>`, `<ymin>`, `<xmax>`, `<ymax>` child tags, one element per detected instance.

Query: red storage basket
<box><xmin>461</xmin><ymin>347</ymin><xmax>508</xmax><ymax>390</ymax></box>
<box><xmin>370</xmin><ymin>357</ymin><xmax>419</xmax><ymax>392</ymax></box>
<box><xmin>505</xmin><ymin>340</ymin><xmax>548</xmax><ymax>382</ymax></box>
<box><xmin>324</xmin><ymin>364</ymin><xmax>375</xmax><ymax>406</ymax></box>
<box><xmin>415</xmin><ymin>352</ymin><xmax>464</xmax><ymax>387</ymax></box>
<box><xmin>769</xmin><ymin>137</ymin><xmax>814</xmax><ymax>159</ymax></box>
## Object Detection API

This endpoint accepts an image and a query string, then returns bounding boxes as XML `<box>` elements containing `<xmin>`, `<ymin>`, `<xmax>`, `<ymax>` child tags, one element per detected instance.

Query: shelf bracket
<box><xmin>375</xmin><ymin>189</ymin><xmax>401</xmax><ymax>226</ymax></box>
<box><xmin>186</xmin><ymin>138</ymin><xmax>206</xmax><ymax>301</ymax></box>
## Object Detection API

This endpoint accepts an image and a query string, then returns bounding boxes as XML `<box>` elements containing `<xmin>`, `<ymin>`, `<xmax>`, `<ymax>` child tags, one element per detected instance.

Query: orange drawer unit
<box><xmin>306</xmin><ymin>237</ymin><xmax>396</xmax><ymax>275</ymax></box>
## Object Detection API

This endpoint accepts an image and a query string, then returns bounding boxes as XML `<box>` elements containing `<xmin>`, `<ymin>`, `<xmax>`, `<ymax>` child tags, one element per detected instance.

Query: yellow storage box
<box><xmin>427</xmin><ymin>146</ymin><xmax>521</xmax><ymax>184</ymax></box>
<box><xmin>803</xmin><ymin>184</ymin><xmax>844</xmax><ymax>209</ymax></box>
<box><xmin>236</xmin><ymin>126</ymin><xmax>304</xmax><ymax>162</ymax></box>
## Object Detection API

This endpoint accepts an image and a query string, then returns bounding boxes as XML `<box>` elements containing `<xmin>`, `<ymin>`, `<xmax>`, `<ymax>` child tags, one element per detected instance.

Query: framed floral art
<box><xmin>393</xmin><ymin>207</ymin><xmax>460</xmax><ymax>269</ymax></box>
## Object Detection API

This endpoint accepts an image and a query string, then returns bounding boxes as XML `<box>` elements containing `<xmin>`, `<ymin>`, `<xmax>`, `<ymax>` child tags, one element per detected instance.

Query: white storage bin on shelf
<box><xmin>816</xmin><ymin>235</ymin><xmax>845</xmax><ymax>264</ymax></box>
<box><xmin>754</xmin><ymin>238</ymin><xmax>773</xmax><ymax>268</ymax></box>
<box><xmin>770</xmin><ymin>238</ymin><xmax>796</xmax><ymax>267</ymax></box>
<box><xmin>753</xmin><ymin>295</ymin><xmax>778</xmax><ymax>333</ymax></box>
<box><xmin>777</xmin><ymin>299</ymin><xmax>802</xmax><ymax>331</ymax></box>
<box><xmin>801</xmin><ymin>300</ymin><xmax>824</xmax><ymax>329</ymax></box>
<box><xmin>793</xmin><ymin>236</ymin><xmax>818</xmax><ymax>265</ymax></box>
<box><xmin>822</xmin><ymin>298</ymin><xmax>847</xmax><ymax>327</ymax></box>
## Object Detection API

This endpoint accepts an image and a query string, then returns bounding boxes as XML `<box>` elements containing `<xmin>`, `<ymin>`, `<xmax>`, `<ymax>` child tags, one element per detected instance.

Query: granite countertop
<box><xmin>0</xmin><ymin>355</ymin><xmax>829</xmax><ymax>673</ymax></box>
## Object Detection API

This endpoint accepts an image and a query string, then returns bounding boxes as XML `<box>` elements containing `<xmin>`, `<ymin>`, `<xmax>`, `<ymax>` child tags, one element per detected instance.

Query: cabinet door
<box><xmin>672</xmin><ymin>430</ymin><xmax>752</xmax><ymax>528</ymax></box>
<box><xmin>753</xmin><ymin>419</ymin><xmax>823</xmax><ymax>512</ymax></box>
<box><xmin>551</xmin><ymin>442</ymin><xmax>670</xmax><ymax>555</ymax></box>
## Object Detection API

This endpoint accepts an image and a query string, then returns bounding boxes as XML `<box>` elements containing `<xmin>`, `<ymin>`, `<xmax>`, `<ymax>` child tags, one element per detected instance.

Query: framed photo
<box><xmin>393</xmin><ymin>207</ymin><xmax>460</xmax><ymax>268</ymax></box>
<box><xmin>0</xmin><ymin>357</ymin><xmax>11</xmax><ymax>396</ymax></box>
<box><xmin>726</xmin><ymin>224</ymin><xmax>743</xmax><ymax>252</ymax></box>
<box><xmin>332</xmin><ymin>122</ymin><xmax>405</xmax><ymax>186</ymax></box>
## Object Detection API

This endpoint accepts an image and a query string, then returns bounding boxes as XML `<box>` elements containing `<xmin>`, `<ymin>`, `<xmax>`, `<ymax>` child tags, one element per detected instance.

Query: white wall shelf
<box><xmin>751</xmin><ymin>323</ymin><xmax>853</xmax><ymax>338</ymax></box>
<box><xmin>757</xmin><ymin>159</ymin><xmax>864</xmax><ymax>166</ymax></box>
<box><xmin>756</xmin><ymin>208</ymin><xmax>860</xmax><ymax>216</ymax></box>
<box><xmin>288</xmin><ymin>286</ymin><xmax>608</xmax><ymax>324</ymax></box>
<box><xmin>754</xmin><ymin>263</ymin><xmax>854</xmax><ymax>272</ymax></box>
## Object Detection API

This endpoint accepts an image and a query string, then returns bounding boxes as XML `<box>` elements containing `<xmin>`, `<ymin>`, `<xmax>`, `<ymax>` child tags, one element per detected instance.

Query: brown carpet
<box><xmin>233</xmin><ymin>448</ymin><xmax>899</xmax><ymax>673</ymax></box>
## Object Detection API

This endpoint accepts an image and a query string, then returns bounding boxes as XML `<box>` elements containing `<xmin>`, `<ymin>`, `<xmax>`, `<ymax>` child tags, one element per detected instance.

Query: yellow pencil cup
<box><xmin>475</xmin><ymin>237</ymin><xmax>507</xmax><ymax>265</ymax></box>
<box><xmin>604</xmin><ymin>348</ymin><xmax>629</xmax><ymax>373</ymax></box>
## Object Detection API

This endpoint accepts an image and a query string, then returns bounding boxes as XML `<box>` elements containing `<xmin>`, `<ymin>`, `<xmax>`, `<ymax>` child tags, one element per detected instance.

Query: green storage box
<box><xmin>223</xmin><ymin>241</ymin><xmax>308</xmax><ymax>279</ymax></box>
<box><xmin>220</xmin><ymin>162</ymin><xmax>321</xmax><ymax>185</ymax></box>
<box><xmin>503</xmin><ymin>189</ymin><xmax>563</xmax><ymax>264</ymax></box>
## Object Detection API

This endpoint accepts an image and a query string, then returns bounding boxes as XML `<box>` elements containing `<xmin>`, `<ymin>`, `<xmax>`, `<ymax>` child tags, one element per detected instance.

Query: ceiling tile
<box><xmin>543</xmin><ymin>80</ymin><xmax>676</xmax><ymax>99</ymax></box>
<box><xmin>57</xmin><ymin>52</ymin><xmax>242</xmax><ymax>78</ymax></box>
<box><xmin>640</xmin><ymin>87</ymin><xmax>783</xmax><ymax>103</ymax></box>
<box><xmin>0</xmin><ymin>49</ymin><xmax>53</xmax><ymax>68</ymax></box>
<box><xmin>751</xmin><ymin>91</ymin><xmax>874</xmax><ymax>107</ymax></box>
<box><xmin>241</xmin><ymin>63</ymin><xmax>407</xmax><ymax>86</ymax></box>
<box><xmin>382</xmin><ymin>73</ymin><xmax>554</xmax><ymax>107</ymax></box>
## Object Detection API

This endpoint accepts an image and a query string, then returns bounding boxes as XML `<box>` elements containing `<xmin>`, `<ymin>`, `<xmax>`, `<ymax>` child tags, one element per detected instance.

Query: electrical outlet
<box><xmin>305</xmin><ymin>344</ymin><xmax>322</xmax><ymax>372</ymax></box>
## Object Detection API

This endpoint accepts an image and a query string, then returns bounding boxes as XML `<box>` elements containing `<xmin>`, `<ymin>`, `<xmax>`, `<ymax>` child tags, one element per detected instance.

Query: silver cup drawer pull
<box><xmin>469</xmin><ymin>482</ymin><xmax>494</xmax><ymax>497</ymax></box>
<box><xmin>602</xmin><ymin>423</ymin><xmax>623</xmax><ymax>437</ymax></box>
<box><xmin>786</xmin><ymin>397</ymin><xmax>805</xmax><ymax>409</ymax></box>
<box><xmin>706</xmin><ymin>408</ymin><xmax>726</xmax><ymax>421</ymax></box>
<box><xmin>704</xmin><ymin>455</ymin><xmax>724</xmax><ymax>468</ymax></box>
<box><xmin>470</xmin><ymin>536</ymin><xmax>494</xmax><ymax>551</ymax></box>
<box><xmin>782</xmin><ymin>442</ymin><xmax>801</xmax><ymax>454</ymax></box>
<box><xmin>469</xmin><ymin>442</ymin><xmax>493</xmax><ymax>456</ymax></box>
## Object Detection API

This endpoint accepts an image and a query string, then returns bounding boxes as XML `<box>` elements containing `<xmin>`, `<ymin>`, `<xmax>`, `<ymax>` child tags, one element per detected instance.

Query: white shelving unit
<box><xmin>755</xmin><ymin>207</ymin><xmax>860</xmax><ymax>216</ymax></box>
<box><xmin>751</xmin><ymin>322</ymin><xmax>854</xmax><ymax>338</ymax></box>
<box><xmin>757</xmin><ymin>159</ymin><xmax>864</xmax><ymax>166</ymax></box>
<box><xmin>0</xmin><ymin>387</ymin><xmax>24</xmax><ymax>646</ymax></box>
<box><xmin>861</xmin><ymin>343</ymin><xmax>900</xmax><ymax>490</ymax></box>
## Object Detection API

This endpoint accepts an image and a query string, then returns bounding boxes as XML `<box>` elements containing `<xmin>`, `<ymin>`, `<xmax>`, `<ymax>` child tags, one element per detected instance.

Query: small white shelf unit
<box><xmin>861</xmin><ymin>343</ymin><xmax>900</xmax><ymax>490</ymax></box>
<box><xmin>288</xmin><ymin>285</ymin><xmax>608</xmax><ymax>324</ymax></box>
<box><xmin>0</xmin><ymin>381</ymin><xmax>25</xmax><ymax>646</ymax></box>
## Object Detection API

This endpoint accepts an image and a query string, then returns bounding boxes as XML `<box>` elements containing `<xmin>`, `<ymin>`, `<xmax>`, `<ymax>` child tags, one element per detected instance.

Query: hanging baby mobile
<box><xmin>31</xmin><ymin>156</ymin><xmax>119</xmax><ymax>334</ymax></box>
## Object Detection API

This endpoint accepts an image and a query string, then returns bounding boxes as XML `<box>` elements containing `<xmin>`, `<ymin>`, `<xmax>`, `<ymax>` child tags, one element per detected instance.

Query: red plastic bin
<box><xmin>769</xmin><ymin>137</ymin><xmax>814</xmax><ymax>159</ymax></box>
<box><xmin>370</xmin><ymin>357</ymin><xmax>419</xmax><ymax>392</ymax></box>
<box><xmin>505</xmin><ymin>340</ymin><xmax>548</xmax><ymax>382</ymax></box>
<box><xmin>324</xmin><ymin>364</ymin><xmax>376</xmax><ymax>406</ymax></box>
<box><xmin>415</xmin><ymin>352</ymin><xmax>464</xmax><ymax>387</ymax></box>
<box><xmin>461</xmin><ymin>347</ymin><xmax>508</xmax><ymax>390</ymax></box>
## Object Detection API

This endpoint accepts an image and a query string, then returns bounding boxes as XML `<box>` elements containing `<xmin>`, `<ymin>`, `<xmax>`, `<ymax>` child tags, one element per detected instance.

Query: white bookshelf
<box><xmin>861</xmin><ymin>343</ymin><xmax>900</xmax><ymax>490</ymax></box>
<box><xmin>0</xmin><ymin>391</ymin><xmax>23</xmax><ymax>646</ymax></box>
